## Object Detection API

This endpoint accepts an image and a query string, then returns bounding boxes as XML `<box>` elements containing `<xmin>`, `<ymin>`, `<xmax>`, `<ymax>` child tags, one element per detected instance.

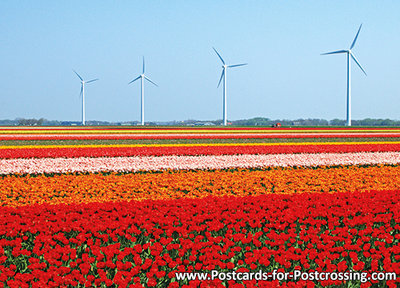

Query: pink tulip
<box><xmin>1</xmin><ymin>152</ymin><xmax>399</xmax><ymax>175</ymax></box>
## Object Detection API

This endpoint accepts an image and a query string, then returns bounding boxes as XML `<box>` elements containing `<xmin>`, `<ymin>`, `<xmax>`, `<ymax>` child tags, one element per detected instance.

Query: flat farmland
<box><xmin>1</xmin><ymin>127</ymin><xmax>400</xmax><ymax>287</ymax></box>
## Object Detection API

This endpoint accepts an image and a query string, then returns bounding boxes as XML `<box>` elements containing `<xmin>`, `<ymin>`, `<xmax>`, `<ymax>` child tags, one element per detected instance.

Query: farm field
<box><xmin>1</xmin><ymin>127</ymin><xmax>400</xmax><ymax>287</ymax></box>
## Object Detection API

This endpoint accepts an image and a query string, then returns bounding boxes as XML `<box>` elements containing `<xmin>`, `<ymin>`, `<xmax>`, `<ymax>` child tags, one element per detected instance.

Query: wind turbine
<box><xmin>73</xmin><ymin>70</ymin><xmax>98</xmax><ymax>126</ymax></box>
<box><xmin>213</xmin><ymin>47</ymin><xmax>247</xmax><ymax>126</ymax></box>
<box><xmin>128</xmin><ymin>57</ymin><xmax>158</xmax><ymax>126</ymax></box>
<box><xmin>322</xmin><ymin>24</ymin><xmax>367</xmax><ymax>126</ymax></box>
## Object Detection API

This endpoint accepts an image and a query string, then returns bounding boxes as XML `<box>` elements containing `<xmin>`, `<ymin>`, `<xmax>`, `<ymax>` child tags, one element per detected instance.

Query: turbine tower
<box><xmin>213</xmin><ymin>47</ymin><xmax>247</xmax><ymax>126</ymax></box>
<box><xmin>322</xmin><ymin>24</ymin><xmax>367</xmax><ymax>126</ymax></box>
<box><xmin>129</xmin><ymin>57</ymin><xmax>158</xmax><ymax>126</ymax></box>
<box><xmin>73</xmin><ymin>70</ymin><xmax>98</xmax><ymax>126</ymax></box>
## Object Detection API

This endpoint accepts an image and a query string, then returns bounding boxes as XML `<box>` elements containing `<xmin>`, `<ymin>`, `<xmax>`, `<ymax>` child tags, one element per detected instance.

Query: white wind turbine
<box><xmin>73</xmin><ymin>70</ymin><xmax>98</xmax><ymax>126</ymax></box>
<box><xmin>322</xmin><ymin>24</ymin><xmax>367</xmax><ymax>126</ymax></box>
<box><xmin>213</xmin><ymin>47</ymin><xmax>247</xmax><ymax>126</ymax></box>
<box><xmin>128</xmin><ymin>57</ymin><xmax>158</xmax><ymax>126</ymax></box>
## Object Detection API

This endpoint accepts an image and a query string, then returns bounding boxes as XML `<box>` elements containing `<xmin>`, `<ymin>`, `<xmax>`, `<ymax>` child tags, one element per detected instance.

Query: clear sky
<box><xmin>1</xmin><ymin>1</ymin><xmax>399</xmax><ymax>122</ymax></box>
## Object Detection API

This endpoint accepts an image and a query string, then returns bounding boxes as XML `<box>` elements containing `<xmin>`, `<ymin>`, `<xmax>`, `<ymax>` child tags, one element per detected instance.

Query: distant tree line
<box><xmin>232</xmin><ymin>118</ymin><xmax>400</xmax><ymax>127</ymax></box>
<box><xmin>0</xmin><ymin>117</ymin><xmax>400</xmax><ymax>126</ymax></box>
<box><xmin>16</xmin><ymin>118</ymin><xmax>45</xmax><ymax>126</ymax></box>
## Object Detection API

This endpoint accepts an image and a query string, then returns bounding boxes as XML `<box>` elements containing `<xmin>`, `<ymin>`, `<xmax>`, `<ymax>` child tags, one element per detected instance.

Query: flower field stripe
<box><xmin>1</xmin><ymin>126</ymin><xmax>400</xmax><ymax>130</ymax></box>
<box><xmin>2</xmin><ymin>165</ymin><xmax>400</xmax><ymax>207</ymax></box>
<box><xmin>2</xmin><ymin>128</ymin><xmax>400</xmax><ymax>134</ymax></box>
<box><xmin>1</xmin><ymin>152</ymin><xmax>400</xmax><ymax>175</ymax></box>
<box><xmin>2</xmin><ymin>142</ymin><xmax>400</xmax><ymax>158</ymax></box>
<box><xmin>2</xmin><ymin>132</ymin><xmax>400</xmax><ymax>141</ymax></box>
<box><xmin>2</xmin><ymin>141</ymin><xmax>400</xmax><ymax>149</ymax></box>
<box><xmin>3</xmin><ymin>126</ymin><xmax>400</xmax><ymax>130</ymax></box>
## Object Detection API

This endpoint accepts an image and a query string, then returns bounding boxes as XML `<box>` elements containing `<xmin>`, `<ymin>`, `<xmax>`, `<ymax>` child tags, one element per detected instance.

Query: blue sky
<box><xmin>1</xmin><ymin>1</ymin><xmax>399</xmax><ymax>122</ymax></box>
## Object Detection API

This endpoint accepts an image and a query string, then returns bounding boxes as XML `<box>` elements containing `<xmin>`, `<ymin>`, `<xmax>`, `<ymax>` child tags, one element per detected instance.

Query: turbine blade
<box><xmin>143</xmin><ymin>57</ymin><xmax>145</xmax><ymax>74</ymax></box>
<box><xmin>351</xmin><ymin>53</ymin><xmax>367</xmax><ymax>76</ymax></box>
<box><xmin>217</xmin><ymin>69</ymin><xmax>224</xmax><ymax>88</ymax></box>
<box><xmin>79</xmin><ymin>85</ymin><xmax>83</xmax><ymax>98</ymax></box>
<box><xmin>73</xmin><ymin>70</ymin><xmax>83</xmax><ymax>81</ymax></box>
<box><xmin>321</xmin><ymin>50</ymin><xmax>348</xmax><ymax>55</ymax></box>
<box><xmin>213</xmin><ymin>47</ymin><xmax>225</xmax><ymax>64</ymax></box>
<box><xmin>228</xmin><ymin>63</ymin><xmax>247</xmax><ymax>68</ymax></box>
<box><xmin>145</xmin><ymin>76</ymin><xmax>158</xmax><ymax>87</ymax></box>
<box><xmin>85</xmin><ymin>78</ymin><xmax>99</xmax><ymax>84</ymax></box>
<box><xmin>128</xmin><ymin>76</ymin><xmax>141</xmax><ymax>84</ymax></box>
<box><xmin>350</xmin><ymin>24</ymin><xmax>362</xmax><ymax>50</ymax></box>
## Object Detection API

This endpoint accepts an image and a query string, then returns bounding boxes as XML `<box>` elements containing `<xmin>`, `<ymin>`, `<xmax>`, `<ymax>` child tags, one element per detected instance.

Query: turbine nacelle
<box><xmin>73</xmin><ymin>70</ymin><xmax>98</xmax><ymax>84</ymax></box>
<box><xmin>321</xmin><ymin>24</ymin><xmax>366</xmax><ymax>76</ymax></box>
<box><xmin>129</xmin><ymin>57</ymin><xmax>158</xmax><ymax>86</ymax></box>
